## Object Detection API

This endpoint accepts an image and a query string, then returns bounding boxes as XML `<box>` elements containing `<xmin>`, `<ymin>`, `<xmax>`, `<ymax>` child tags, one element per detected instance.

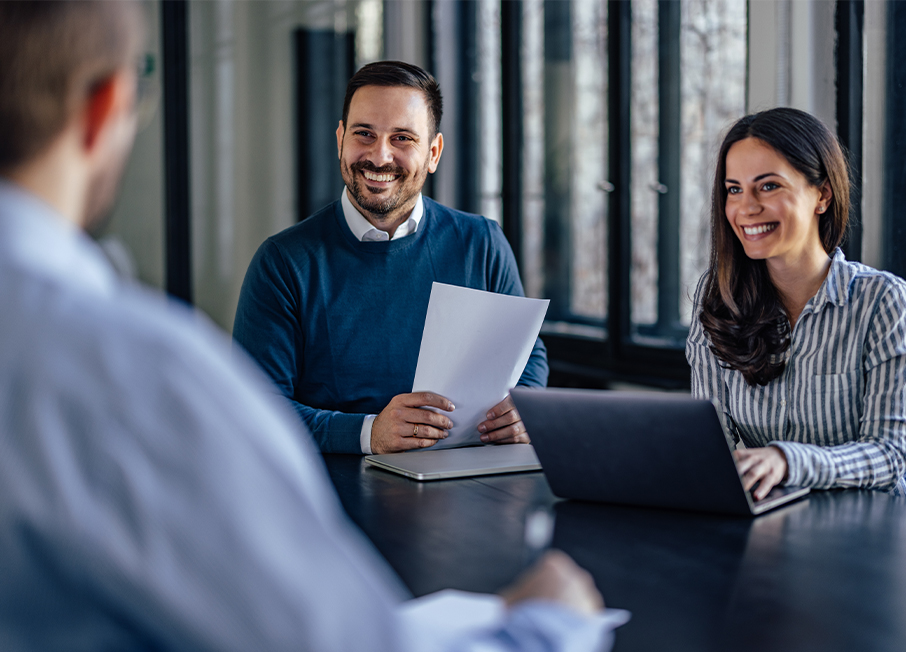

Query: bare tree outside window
<box><xmin>570</xmin><ymin>0</ymin><xmax>608</xmax><ymax>321</ymax></box>
<box><xmin>631</xmin><ymin>0</ymin><xmax>745</xmax><ymax>333</ymax></box>
<box><xmin>630</xmin><ymin>0</ymin><xmax>659</xmax><ymax>327</ymax></box>
<box><xmin>679</xmin><ymin>0</ymin><xmax>746</xmax><ymax>325</ymax></box>
<box><xmin>497</xmin><ymin>0</ymin><xmax>745</xmax><ymax>343</ymax></box>
<box><xmin>478</xmin><ymin>0</ymin><xmax>503</xmax><ymax>225</ymax></box>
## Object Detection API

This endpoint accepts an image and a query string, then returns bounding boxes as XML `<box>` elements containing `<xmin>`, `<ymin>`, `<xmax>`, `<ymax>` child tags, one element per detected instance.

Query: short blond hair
<box><xmin>0</xmin><ymin>1</ymin><xmax>144</xmax><ymax>170</ymax></box>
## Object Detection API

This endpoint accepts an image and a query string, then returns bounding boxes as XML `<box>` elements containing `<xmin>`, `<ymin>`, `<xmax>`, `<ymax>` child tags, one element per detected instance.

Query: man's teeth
<box><xmin>363</xmin><ymin>170</ymin><xmax>398</xmax><ymax>182</ymax></box>
<box><xmin>743</xmin><ymin>223</ymin><xmax>777</xmax><ymax>235</ymax></box>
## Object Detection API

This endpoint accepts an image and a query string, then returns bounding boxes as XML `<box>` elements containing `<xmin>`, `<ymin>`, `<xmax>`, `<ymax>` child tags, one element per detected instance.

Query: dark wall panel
<box><xmin>295</xmin><ymin>29</ymin><xmax>355</xmax><ymax>221</ymax></box>
<box><xmin>884</xmin><ymin>1</ymin><xmax>906</xmax><ymax>276</ymax></box>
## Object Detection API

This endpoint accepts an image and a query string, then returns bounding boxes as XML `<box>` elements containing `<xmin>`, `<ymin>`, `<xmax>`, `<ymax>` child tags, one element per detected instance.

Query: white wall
<box><xmin>747</xmin><ymin>0</ymin><xmax>836</xmax><ymax>126</ymax></box>
<box><xmin>189</xmin><ymin>0</ymin><xmax>362</xmax><ymax>331</ymax></box>
<box><xmin>862</xmin><ymin>0</ymin><xmax>887</xmax><ymax>269</ymax></box>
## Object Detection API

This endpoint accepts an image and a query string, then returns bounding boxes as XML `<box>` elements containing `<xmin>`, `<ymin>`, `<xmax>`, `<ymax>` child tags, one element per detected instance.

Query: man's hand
<box><xmin>371</xmin><ymin>392</ymin><xmax>455</xmax><ymax>454</ymax></box>
<box><xmin>499</xmin><ymin>550</ymin><xmax>604</xmax><ymax>616</ymax></box>
<box><xmin>734</xmin><ymin>446</ymin><xmax>789</xmax><ymax>501</ymax></box>
<box><xmin>477</xmin><ymin>394</ymin><xmax>529</xmax><ymax>444</ymax></box>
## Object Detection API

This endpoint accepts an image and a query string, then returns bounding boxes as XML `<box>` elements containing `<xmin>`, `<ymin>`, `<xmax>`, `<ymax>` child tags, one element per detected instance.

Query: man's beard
<box><xmin>341</xmin><ymin>156</ymin><xmax>429</xmax><ymax>221</ymax></box>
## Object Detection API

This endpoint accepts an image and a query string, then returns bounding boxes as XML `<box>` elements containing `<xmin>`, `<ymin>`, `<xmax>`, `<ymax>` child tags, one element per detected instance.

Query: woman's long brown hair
<box><xmin>700</xmin><ymin>108</ymin><xmax>851</xmax><ymax>386</ymax></box>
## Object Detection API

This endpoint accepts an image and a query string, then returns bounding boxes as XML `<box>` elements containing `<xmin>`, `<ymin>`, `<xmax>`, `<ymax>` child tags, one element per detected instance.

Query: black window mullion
<box><xmin>295</xmin><ymin>29</ymin><xmax>355</xmax><ymax>222</ymax></box>
<box><xmin>501</xmin><ymin>0</ymin><xmax>523</xmax><ymax>268</ymax></box>
<box><xmin>836</xmin><ymin>0</ymin><xmax>864</xmax><ymax>262</ymax></box>
<box><xmin>422</xmin><ymin>0</ymin><xmax>437</xmax><ymax>201</ymax></box>
<box><xmin>607</xmin><ymin>0</ymin><xmax>632</xmax><ymax>360</ymax></box>
<box><xmin>542</xmin><ymin>0</ymin><xmax>573</xmax><ymax>318</ymax></box>
<box><xmin>456</xmin><ymin>0</ymin><xmax>480</xmax><ymax>215</ymax></box>
<box><xmin>161</xmin><ymin>0</ymin><xmax>193</xmax><ymax>304</ymax></box>
<box><xmin>656</xmin><ymin>0</ymin><xmax>681</xmax><ymax>335</ymax></box>
<box><xmin>884</xmin><ymin>0</ymin><xmax>906</xmax><ymax>277</ymax></box>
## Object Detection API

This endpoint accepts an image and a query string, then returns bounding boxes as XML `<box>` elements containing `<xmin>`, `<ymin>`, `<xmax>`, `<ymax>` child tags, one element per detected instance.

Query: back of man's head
<box><xmin>341</xmin><ymin>61</ymin><xmax>443</xmax><ymax>137</ymax></box>
<box><xmin>0</xmin><ymin>0</ymin><xmax>143</xmax><ymax>173</ymax></box>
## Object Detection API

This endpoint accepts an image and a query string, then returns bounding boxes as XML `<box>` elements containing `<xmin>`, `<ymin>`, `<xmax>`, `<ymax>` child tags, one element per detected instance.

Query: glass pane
<box><xmin>570</xmin><ymin>0</ymin><xmax>608</xmax><ymax>320</ymax></box>
<box><xmin>629</xmin><ymin>0</ymin><xmax>659</xmax><ymax>328</ymax></box>
<box><xmin>522</xmin><ymin>0</ymin><xmax>608</xmax><ymax>328</ymax></box>
<box><xmin>478</xmin><ymin>0</ymin><xmax>502</xmax><ymax>225</ymax></box>
<box><xmin>630</xmin><ymin>0</ymin><xmax>746</xmax><ymax>344</ymax></box>
<box><xmin>355</xmin><ymin>0</ymin><xmax>383</xmax><ymax>66</ymax></box>
<box><xmin>523</xmin><ymin>0</ymin><xmax>545</xmax><ymax>302</ymax></box>
<box><xmin>679</xmin><ymin>0</ymin><xmax>747</xmax><ymax>324</ymax></box>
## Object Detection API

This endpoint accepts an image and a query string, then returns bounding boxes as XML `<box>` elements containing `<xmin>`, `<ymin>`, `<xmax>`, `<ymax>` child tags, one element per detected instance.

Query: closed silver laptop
<box><xmin>510</xmin><ymin>388</ymin><xmax>809</xmax><ymax>516</ymax></box>
<box><xmin>364</xmin><ymin>443</ymin><xmax>541</xmax><ymax>481</ymax></box>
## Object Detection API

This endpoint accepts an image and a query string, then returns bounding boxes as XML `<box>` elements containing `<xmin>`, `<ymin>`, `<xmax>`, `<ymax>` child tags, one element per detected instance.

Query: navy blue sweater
<box><xmin>233</xmin><ymin>198</ymin><xmax>548</xmax><ymax>453</ymax></box>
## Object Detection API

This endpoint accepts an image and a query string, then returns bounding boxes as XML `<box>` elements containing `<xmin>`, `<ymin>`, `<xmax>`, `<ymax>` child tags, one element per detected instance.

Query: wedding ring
<box><xmin>413</xmin><ymin>424</ymin><xmax>419</xmax><ymax>437</ymax></box>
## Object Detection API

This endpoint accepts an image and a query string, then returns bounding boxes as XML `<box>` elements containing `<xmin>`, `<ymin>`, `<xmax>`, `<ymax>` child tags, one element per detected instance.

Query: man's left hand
<box><xmin>477</xmin><ymin>394</ymin><xmax>529</xmax><ymax>444</ymax></box>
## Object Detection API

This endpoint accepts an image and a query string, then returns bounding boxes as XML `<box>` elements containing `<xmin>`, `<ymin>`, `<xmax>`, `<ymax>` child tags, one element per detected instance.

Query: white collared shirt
<box><xmin>341</xmin><ymin>189</ymin><xmax>423</xmax><ymax>242</ymax></box>
<box><xmin>341</xmin><ymin>190</ymin><xmax>423</xmax><ymax>454</ymax></box>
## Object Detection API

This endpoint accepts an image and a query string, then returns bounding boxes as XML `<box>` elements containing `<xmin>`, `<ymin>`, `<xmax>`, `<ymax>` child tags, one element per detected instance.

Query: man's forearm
<box><xmin>288</xmin><ymin>399</ymin><xmax>369</xmax><ymax>454</ymax></box>
<box><xmin>517</xmin><ymin>337</ymin><xmax>549</xmax><ymax>387</ymax></box>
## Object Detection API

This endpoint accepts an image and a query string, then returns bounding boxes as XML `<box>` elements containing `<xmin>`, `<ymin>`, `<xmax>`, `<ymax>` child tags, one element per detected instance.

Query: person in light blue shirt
<box><xmin>687</xmin><ymin>108</ymin><xmax>906</xmax><ymax>499</ymax></box>
<box><xmin>0</xmin><ymin>2</ymin><xmax>627</xmax><ymax>650</ymax></box>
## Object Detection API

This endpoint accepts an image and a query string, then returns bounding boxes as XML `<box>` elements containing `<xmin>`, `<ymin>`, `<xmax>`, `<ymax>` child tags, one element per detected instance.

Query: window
<box><xmin>279</xmin><ymin>0</ymin><xmax>749</xmax><ymax>387</ymax></box>
<box><xmin>494</xmin><ymin>0</ymin><xmax>746</xmax><ymax>386</ymax></box>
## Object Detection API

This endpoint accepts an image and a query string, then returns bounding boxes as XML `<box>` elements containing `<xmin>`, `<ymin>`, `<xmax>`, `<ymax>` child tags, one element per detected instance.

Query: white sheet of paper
<box><xmin>412</xmin><ymin>283</ymin><xmax>549</xmax><ymax>450</ymax></box>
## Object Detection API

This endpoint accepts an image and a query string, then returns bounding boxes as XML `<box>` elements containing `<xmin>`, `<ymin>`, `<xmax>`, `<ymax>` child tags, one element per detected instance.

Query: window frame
<box><xmin>450</xmin><ymin>0</ymin><xmax>867</xmax><ymax>388</ymax></box>
<box><xmin>500</xmin><ymin>0</ymin><xmax>692</xmax><ymax>389</ymax></box>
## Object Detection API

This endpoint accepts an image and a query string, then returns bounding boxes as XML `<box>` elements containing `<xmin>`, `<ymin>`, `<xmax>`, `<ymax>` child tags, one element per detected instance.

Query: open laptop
<box><xmin>510</xmin><ymin>388</ymin><xmax>809</xmax><ymax>516</ymax></box>
<box><xmin>364</xmin><ymin>443</ymin><xmax>541</xmax><ymax>481</ymax></box>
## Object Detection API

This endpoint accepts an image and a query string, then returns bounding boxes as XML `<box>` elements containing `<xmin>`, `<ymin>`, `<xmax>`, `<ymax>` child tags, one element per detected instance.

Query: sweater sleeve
<box><xmin>233</xmin><ymin>240</ymin><xmax>366</xmax><ymax>454</ymax></box>
<box><xmin>485</xmin><ymin>221</ymin><xmax>549</xmax><ymax>388</ymax></box>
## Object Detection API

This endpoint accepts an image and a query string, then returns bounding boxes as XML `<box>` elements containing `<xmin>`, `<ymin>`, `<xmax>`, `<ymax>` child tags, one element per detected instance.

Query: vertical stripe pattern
<box><xmin>687</xmin><ymin>249</ymin><xmax>906</xmax><ymax>494</ymax></box>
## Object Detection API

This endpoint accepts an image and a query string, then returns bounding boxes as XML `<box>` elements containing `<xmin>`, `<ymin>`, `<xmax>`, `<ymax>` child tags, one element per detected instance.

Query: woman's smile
<box><xmin>724</xmin><ymin>137</ymin><xmax>828</xmax><ymax>268</ymax></box>
<box><xmin>740</xmin><ymin>222</ymin><xmax>778</xmax><ymax>238</ymax></box>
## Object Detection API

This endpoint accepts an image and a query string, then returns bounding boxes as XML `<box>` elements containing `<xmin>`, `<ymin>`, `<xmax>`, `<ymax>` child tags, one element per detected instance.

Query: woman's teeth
<box><xmin>743</xmin><ymin>223</ymin><xmax>777</xmax><ymax>235</ymax></box>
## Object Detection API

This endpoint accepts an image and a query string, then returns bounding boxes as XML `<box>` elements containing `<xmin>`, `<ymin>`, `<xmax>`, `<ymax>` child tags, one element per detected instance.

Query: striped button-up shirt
<box><xmin>687</xmin><ymin>249</ymin><xmax>906</xmax><ymax>494</ymax></box>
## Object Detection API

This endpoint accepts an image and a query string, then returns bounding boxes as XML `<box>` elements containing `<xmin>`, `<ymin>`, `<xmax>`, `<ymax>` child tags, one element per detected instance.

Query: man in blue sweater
<box><xmin>234</xmin><ymin>61</ymin><xmax>548</xmax><ymax>455</ymax></box>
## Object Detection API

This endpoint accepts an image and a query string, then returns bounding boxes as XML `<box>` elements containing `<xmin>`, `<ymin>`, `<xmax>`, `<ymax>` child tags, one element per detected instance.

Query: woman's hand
<box><xmin>733</xmin><ymin>446</ymin><xmax>789</xmax><ymax>501</ymax></box>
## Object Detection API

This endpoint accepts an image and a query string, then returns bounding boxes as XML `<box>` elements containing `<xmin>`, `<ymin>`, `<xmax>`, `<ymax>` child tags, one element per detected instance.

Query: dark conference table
<box><xmin>323</xmin><ymin>454</ymin><xmax>906</xmax><ymax>652</ymax></box>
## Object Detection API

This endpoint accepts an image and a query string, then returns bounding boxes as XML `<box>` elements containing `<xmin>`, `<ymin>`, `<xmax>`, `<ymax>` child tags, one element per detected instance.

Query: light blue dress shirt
<box><xmin>0</xmin><ymin>180</ymin><xmax>624</xmax><ymax>650</ymax></box>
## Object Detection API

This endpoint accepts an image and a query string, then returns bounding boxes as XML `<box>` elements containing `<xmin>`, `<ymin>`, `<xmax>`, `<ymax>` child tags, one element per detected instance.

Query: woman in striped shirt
<box><xmin>687</xmin><ymin>107</ymin><xmax>906</xmax><ymax>499</ymax></box>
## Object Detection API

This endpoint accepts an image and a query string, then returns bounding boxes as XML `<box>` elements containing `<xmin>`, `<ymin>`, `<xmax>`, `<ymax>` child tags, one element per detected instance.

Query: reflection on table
<box><xmin>323</xmin><ymin>454</ymin><xmax>906</xmax><ymax>652</ymax></box>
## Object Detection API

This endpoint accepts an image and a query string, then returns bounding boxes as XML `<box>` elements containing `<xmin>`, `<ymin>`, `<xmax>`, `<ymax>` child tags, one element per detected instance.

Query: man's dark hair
<box><xmin>341</xmin><ymin>61</ymin><xmax>443</xmax><ymax>137</ymax></box>
<box><xmin>0</xmin><ymin>0</ymin><xmax>143</xmax><ymax>171</ymax></box>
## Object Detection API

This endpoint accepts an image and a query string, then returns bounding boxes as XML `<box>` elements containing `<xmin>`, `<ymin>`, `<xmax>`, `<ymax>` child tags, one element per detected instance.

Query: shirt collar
<box><xmin>807</xmin><ymin>248</ymin><xmax>853</xmax><ymax>311</ymax></box>
<box><xmin>340</xmin><ymin>189</ymin><xmax>423</xmax><ymax>242</ymax></box>
<box><xmin>0</xmin><ymin>179</ymin><xmax>116</xmax><ymax>296</ymax></box>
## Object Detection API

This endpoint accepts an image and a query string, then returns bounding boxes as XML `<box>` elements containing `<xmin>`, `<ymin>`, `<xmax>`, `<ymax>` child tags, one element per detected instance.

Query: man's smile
<box><xmin>361</xmin><ymin>169</ymin><xmax>401</xmax><ymax>184</ymax></box>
